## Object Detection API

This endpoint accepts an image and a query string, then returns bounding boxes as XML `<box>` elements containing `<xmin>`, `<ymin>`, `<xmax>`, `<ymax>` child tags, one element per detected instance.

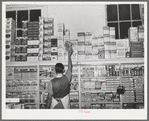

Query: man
<box><xmin>45</xmin><ymin>45</ymin><xmax>73</xmax><ymax>109</ymax></box>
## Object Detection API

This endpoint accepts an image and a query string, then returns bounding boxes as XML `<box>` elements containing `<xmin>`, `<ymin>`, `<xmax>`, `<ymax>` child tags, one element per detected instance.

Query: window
<box><xmin>6</xmin><ymin>11</ymin><xmax>16</xmax><ymax>20</ymax></box>
<box><xmin>6</xmin><ymin>9</ymin><xmax>41</xmax><ymax>28</ymax></box>
<box><xmin>107</xmin><ymin>4</ymin><xmax>142</xmax><ymax>39</ymax></box>
<box><xmin>17</xmin><ymin>10</ymin><xmax>28</xmax><ymax>28</ymax></box>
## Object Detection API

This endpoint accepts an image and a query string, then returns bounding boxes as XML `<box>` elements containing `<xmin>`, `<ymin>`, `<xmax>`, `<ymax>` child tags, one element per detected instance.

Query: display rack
<box><xmin>6</xmin><ymin>58</ymin><xmax>144</xmax><ymax>109</ymax></box>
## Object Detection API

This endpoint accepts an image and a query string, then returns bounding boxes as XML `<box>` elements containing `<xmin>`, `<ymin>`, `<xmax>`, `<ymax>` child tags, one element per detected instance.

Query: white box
<box><xmin>105</xmin><ymin>50</ymin><xmax>111</xmax><ymax>59</ymax></box>
<box><xmin>85</xmin><ymin>46</ymin><xmax>92</xmax><ymax>51</ymax></box>
<box><xmin>28</xmin><ymin>40</ymin><xmax>39</xmax><ymax>45</ymax></box>
<box><xmin>103</xmin><ymin>35</ymin><xmax>110</xmax><ymax>42</ymax></box>
<box><xmin>27</xmin><ymin>57</ymin><xmax>38</xmax><ymax>62</ymax></box>
<box><xmin>103</xmin><ymin>26</ymin><xmax>110</xmax><ymax>35</ymax></box>
<box><xmin>117</xmin><ymin>49</ymin><xmax>126</xmax><ymax>58</ymax></box>
<box><xmin>58</xmin><ymin>40</ymin><xmax>64</xmax><ymax>48</ymax></box>
<box><xmin>78</xmin><ymin>54</ymin><xmax>85</xmax><ymax>61</ymax></box>
<box><xmin>111</xmin><ymin>50</ymin><xmax>117</xmax><ymax>59</ymax></box>
<box><xmin>58</xmin><ymin>56</ymin><xmax>64</xmax><ymax>61</ymax></box>
<box><xmin>51</xmin><ymin>55</ymin><xmax>57</xmax><ymax>61</ymax></box>
<box><xmin>78</xmin><ymin>36</ymin><xmax>85</xmax><ymax>42</ymax></box>
<box><xmin>116</xmin><ymin>39</ymin><xmax>129</xmax><ymax>49</ymax></box>
<box><xmin>78</xmin><ymin>45</ymin><xmax>85</xmax><ymax>51</ymax></box>
<box><xmin>51</xmin><ymin>47</ymin><xmax>57</xmax><ymax>52</ymax></box>
<box><xmin>110</xmin><ymin>27</ymin><xmax>115</xmax><ymax>36</ymax></box>
<box><xmin>98</xmin><ymin>37</ymin><xmax>104</xmax><ymax>45</ymax></box>
<box><xmin>27</xmin><ymin>48</ymin><xmax>39</xmax><ymax>53</ymax></box>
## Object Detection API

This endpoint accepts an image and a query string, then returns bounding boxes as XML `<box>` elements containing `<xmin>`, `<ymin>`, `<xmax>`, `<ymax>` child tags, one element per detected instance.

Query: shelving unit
<box><xmin>6</xmin><ymin>58</ymin><xmax>144</xmax><ymax>109</ymax></box>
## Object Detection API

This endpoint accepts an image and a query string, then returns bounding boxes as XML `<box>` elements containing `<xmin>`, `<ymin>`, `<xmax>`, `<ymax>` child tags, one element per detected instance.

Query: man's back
<box><xmin>51</xmin><ymin>75</ymin><xmax>70</xmax><ymax>99</ymax></box>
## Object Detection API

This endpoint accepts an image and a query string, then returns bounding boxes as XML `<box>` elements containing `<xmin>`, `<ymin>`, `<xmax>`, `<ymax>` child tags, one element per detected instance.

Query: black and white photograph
<box><xmin>2</xmin><ymin>1</ymin><xmax>147</xmax><ymax>120</ymax></box>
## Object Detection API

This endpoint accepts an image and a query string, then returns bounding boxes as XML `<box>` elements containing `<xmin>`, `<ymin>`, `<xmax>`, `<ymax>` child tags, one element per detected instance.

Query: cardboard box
<box><xmin>51</xmin><ymin>47</ymin><xmax>57</xmax><ymax>52</ymax></box>
<box><xmin>27</xmin><ymin>48</ymin><xmax>39</xmax><ymax>53</ymax></box>
<box><xmin>103</xmin><ymin>34</ymin><xmax>110</xmax><ymax>42</ymax></box>
<box><xmin>103</xmin><ymin>26</ymin><xmax>110</xmax><ymax>35</ymax></box>
<box><xmin>98</xmin><ymin>49</ymin><xmax>105</xmax><ymax>59</ymax></box>
<box><xmin>77</xmin><ymin>32</ymin><xmax>85</xmax><ymax>42</ymax></box>
<box><xmin>116</xmin><ymin>39</ymin><xmax>129</xmax><ymax>49</ymax></box>
<box><xmin>105</xmin><ymin>50</ymin><xmax>111</xmax><ymax>59</ymax></box>
<box><xmin>111</xmin><ymin>50</ymin><xmax>117</xmax><ymax>59</ymax></box>
<box><xmin>27</xmin><ymin>56</ymin><xmax>38</xmax><ymax>62</ymax></box>
<box><xmin>117</xmin><ymin>49</ymin><xmax>126</xmax><ymax>58</ymax></box>
<box><xmin>28</xmin><ymin>40</ymin><xmax>39</xmax><ymax>45</ymax></box>
<box><xmin>51</xmin><ymin>55</ymin><xmax>57</xmax><ymax>61</ymax></box>
<box><xmin>128</xmin><ymin>27</ymin><xmax>138</xmax><ymax>42</ymax></box>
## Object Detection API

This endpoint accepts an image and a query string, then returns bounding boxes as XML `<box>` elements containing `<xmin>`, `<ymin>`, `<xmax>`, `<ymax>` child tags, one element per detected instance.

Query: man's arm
<box><xmin>45</xmin><ymin>81</ymin><xmax>53</xmax><ymax>109</ymax></box>
<box><xmin>65</xmin><ymin>46</ymin><xmax>73</xmax><ymax>81</ymax></box>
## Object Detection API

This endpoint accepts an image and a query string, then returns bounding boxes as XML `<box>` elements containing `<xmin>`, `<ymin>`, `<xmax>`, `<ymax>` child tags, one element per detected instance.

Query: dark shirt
<box><xmin>51</xmin><ymin>75</ymin><xmax>70</xmax><ymax>99</ymax></box>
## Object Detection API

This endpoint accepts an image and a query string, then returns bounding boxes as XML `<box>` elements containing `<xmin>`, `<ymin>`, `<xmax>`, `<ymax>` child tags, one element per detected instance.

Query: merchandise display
<box><xmin>5</xmin><ymin>7</ymin><xmax>144</xmax><ymax>109</ymax></box>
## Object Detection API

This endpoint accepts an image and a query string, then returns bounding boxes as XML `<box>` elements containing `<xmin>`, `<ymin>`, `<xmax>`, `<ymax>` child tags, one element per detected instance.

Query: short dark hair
<box><xmin>55</xmin><ymin>63</ymin><xmax>64</xmax><ymax>74</ymax></box>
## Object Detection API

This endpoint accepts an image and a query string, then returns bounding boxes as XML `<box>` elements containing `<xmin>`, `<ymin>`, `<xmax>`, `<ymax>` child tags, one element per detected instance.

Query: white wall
<box><xmin>6</xmin><ymin>3</ymin><xmax>107</xmax><ymax>39</ymax></box>
<box><xmin>47</xmin><ymin>4</ymin><xmax>106</xmax><ymax>39</ymax></box>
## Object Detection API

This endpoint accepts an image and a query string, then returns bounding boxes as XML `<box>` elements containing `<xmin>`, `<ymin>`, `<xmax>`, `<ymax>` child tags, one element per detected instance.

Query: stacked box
<box><xmin>77</xmin><ymin>32</ymin><xmax>85</xmax><ymax>60</ymax></box>
<box><xmin>27</xmin><ymin>21</ymin><xmax>39</xmax><ymax>40</ymax></box>
<box><xmin>128</xmin><ymin>27</ymin><xmax>138</xmax><ymax>42</ymax></box>
<box><xmin>39</xmin><ymin>17</ymin><xmax>44</xmax><ymax>61</ymax></box>
<box><xmin>57</xmin><ymin>23</ymin><xmax>65</xmax><ymax>40</ymax></box>
<box><xmin>22</xmin><ymin>20</ymin><xmax>28</xmax><ymax>37</ymax></box>
<box><xmin>92</xmin><ymin>36</ymin><xmax>99</xmax><ymax>60</ymax></box>
<box><xmin>85</xmin><ymin>32</ymin><xmax>92</xmax><ymax>60</ymax></box>
<box><xmin>70</xmin><ymin>91</ymin><xmax>79</xmax><ymax>102</ymax></box>
<box><xmin>27</xmin><ymin>40</ymin><xmax>39</xmax><ymax>62</ymax></box>
<box><xmin>104</xmin><ymin>42</ymin><xmax>116</xmax><ymax>59</ymax></box>
<box><xmin>97</xmin><ymin>37</ymin><xmax>105</xmax><ymax>59</ymax></box>
<box><xmin>70</xmin><ymin>39</ymin><xmax>78</xmax><ymax>61</ymax></box>
<box><xmin>51</xmin><ymin>38</ymin><xmax>58</xmax><ymax>61</ymax></box>
<box><xmin>138</xmin><ymin>26</ymin><xmax>144</xmax><ymax>41</ymax></box>
<box><xmin>6</xmin><ymin>18</ymin><xmax>16</xmax><ymax>62</ymax></box>
<box><xmin>109</xmin><ymin>27</ymin><xmax>115</xmax><ymax>42</ymax></box>
<box><xmin>103</xmin><ymin>26</ymin><xmax>110</xmax><ymax>42</ymax></box>
<box><xmin>130</xmin><ymin>41</ymin><xmax>144</xmax><ymax>57</ymax></box>
<box><xmin>6</xmin><ymin>18</ymin><xmax>16</xmax><ymax>43</ymax></box>
<box><xmin>43</xmin><ymin>18</ymin><xmax>54</xmax><ymax>36</ymax></box>
<box><xmin>115</xmin><ymin>39</ymin><xmax>129</xmax><ymax>58</ymax></box>
<box><xmin>22</xmin><ymin>20</ymin><xmax>28</xmax><ymax>29</ymax></box>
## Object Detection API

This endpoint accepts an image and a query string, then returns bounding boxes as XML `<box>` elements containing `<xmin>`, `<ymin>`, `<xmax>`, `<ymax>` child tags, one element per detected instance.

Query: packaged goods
<box><xmin>98</xmin><ymin>36</ymin><xmax>104</xmax><ymax>45</ymax></box>
<box><xmin>138</xmin><ymin>26</ymin><xmax>144</xmax><ymax>41</ymax></box>
<box><xmin>104</xmin><ymin>42</ymin><xmax>116</xmax><ymax>50</ymax></box>
<box><xmin>70</xmin><ymin>103</ymin><xmax>79</xmax><ymax>109</ymax></box>
<box><xmin>15</xmin><ymin>55</ymin><xmax>21</xmax><ymax>61</ymax></box>
<box><xmin>6</xmin><ymin>67</ymin><xmax>14</xmax><ymax>79</ymax></box>
<box><xmin>58</xmin><ymin>40</ymin><xmax>64</xmax><ymax>48</ymax></box>
<box><xmin>117</xmin><ymin>49</ymin><xmax>126</xmax><ymax>58</ymax></box>
<box><xmin>115</xmin><ymin>39</ymin><xmax>129</xmax><ymax>49</ymax></box>
<box><xmin>103</xmin><ymin>34</ymin><xmax>110</xmax><ymax>43</ymax></box>
<box><xmin>110</xmin><ymin>50</ymin><xmax>117</xmax><ymax>59</ymax></box>
<box><xmin>128</xmin><ymin>27</ymin><xmax>138</xmax><ymax>42</ymax></box>
<box><xmin>98</xmin><ymin>49</ymin><xmax>105</xmax><ymax>59</ymax></box>
<box><xmin>27</xmin><ymin>56</ymin><xmax>38</xmax><ymax>62</ymax></box>
<box><xmin>103</xmin><ymin>26</ymin><xmax>110</xmax><ymax>35</ymax></box>
<box><xmin>105</xmin><ymin>50</ymin><xmax>111</xmax><ymax>59</ymax></box>
<box><xmin>92</xmin><ymin>37</ymin><xmax>98</xmax><ymax>47</ymax></box>
<box><xmin>77</xmin><ymin>32</ymin><xmax>85</xmax><ymax>42</ymax></box>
